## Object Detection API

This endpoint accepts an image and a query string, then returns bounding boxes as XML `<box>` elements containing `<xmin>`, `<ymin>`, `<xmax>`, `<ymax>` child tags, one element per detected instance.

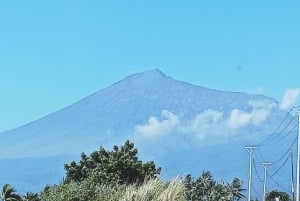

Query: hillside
<box><xmin>0</xmin><ymin>69</ymin><xmax>293</xmax><ymax>193</ymax></box>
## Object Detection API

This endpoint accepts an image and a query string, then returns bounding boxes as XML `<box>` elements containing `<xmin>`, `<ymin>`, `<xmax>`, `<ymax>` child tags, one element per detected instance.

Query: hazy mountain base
<box><xmin>0</xmin><ymin>155</ymin><xmax>75</xmax><ymax>193</ymax></box>
<box><xmin>0</xmin><ymin>69</ymin><xmax>293</xmax><ymax>195</ymax></box>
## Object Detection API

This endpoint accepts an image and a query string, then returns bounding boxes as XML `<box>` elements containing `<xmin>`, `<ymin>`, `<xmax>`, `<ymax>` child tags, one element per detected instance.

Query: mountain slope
<box><xmin>0</xmin><ymin>69</ymin><xmax>293</xmax><ymax>194</ymax></box>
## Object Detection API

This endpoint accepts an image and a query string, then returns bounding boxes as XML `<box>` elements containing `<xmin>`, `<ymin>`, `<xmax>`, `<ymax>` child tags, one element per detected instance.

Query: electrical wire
<box><xmin>258</xmin><ymin>147</ymin><xmax>266</xmax><ymax>162</ymax></box>
<box><xmin>261</xmin><ymin>136</ymin><xmax>297</xmax><ymax>178</ymax></box>
<box><xmin>254</xmin><ymin>122</ymin><xmax>297</xmax><ymax>170</ymax></box>
<box><xmin>267</xmin><ymin>172</ymin><xmax>291</xmax><ymax>193</ymax></box>
<box><xmin>248</xmin><ymin>107</ymin><xmax>300</xmax><ymax>197</ymax></box>
<box><xmin>257</xmin><ymin>110</ymin><xmax>292</xmax><ymax>146</ymax></box>
<box><xmin>259</xmin><ymin>115</ymin><xmax>297</xmax><ymax>147</ymax></box>
<box><xmin>272</xmin><ymin>136</ymin><xmax>297</xmax><ymax>166</ymax></box>
<box><xmin>263</xmin><ymin>119</ymin><xmax>297</xmax><ymax>148</ymax></box>
<box><xmin>251</xmin><ymin>182</ymin><xmax>261</xmax><ymax>198</ymax></box>
<box><xmin>270</xmin><ymin>153</ymin><xmax>290</xmax><ymax>177</ymax></box>
<box><xmin>254</xmin><ymin>149</ymin><xmax>264</xmax><ymax>164</ymax></box>
<box><xmin>253</xmin><ymin>159</ymin><xmax>264</xmax><ymax>182</ymax></box>
<box><xmin>272</xmin><ymin>121</ymin><xmax>297</xmax><ymax>143</ymax></box>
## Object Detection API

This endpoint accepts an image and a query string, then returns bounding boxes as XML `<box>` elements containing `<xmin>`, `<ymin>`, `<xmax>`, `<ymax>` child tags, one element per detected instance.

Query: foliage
<box><xmin>266</xmin><ymin>190</ymin><xmax>291</xmax><ymax>201</ymax></box>
<box><xmin>64</xmin><ymin>140</ymin><xmax>161</xmax><ymax>185</ymax></box>
<box><xmin>0</xmin><ymin>184</ymin><xmax>22</xmax><ymax>201</ymax></box>
<box><xmin>183</xmin><ymin>172</ymin><xmax>245</xmax><ymax>201</ymax></box>
<box><xmin>23</xmin><ymin>192</ymin><xmax>41</xmax><ymax>201</ymax></box>
<box><xmin>184</xmin><ymin>171</ymin><xmax>215</xmax><ymax>200</ymax></box>
<box><xmin>15</xmin><ymin>140</ymin><xmax>246</xmax><ymax>201</ymax></box>
<box><xmin>40</xmin><ymin>178</ymin><xmax>185</xmax><ymax>201</ymax></box>
<box><xmin>228</xmin><ymin>178</ymin><xmax>246</xmax><ymax>201</ymax></box>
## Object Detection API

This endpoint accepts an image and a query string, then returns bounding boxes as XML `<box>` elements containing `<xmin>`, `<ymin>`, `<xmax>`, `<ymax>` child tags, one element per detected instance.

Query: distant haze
<box><xmin>0</xmin><ymin>69</ymin><xmax>296</xmax><ymax>197</ymax></box>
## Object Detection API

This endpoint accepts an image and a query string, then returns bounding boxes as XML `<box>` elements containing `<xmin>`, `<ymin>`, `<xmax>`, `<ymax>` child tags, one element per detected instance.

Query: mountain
<box><xmin>0</xmin><ymin>69</ymin><xmax>295</xmax><ymax>195</ymax></box>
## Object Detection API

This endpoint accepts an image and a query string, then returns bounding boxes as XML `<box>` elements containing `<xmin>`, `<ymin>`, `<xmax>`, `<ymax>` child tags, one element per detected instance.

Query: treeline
<box><xmin>0</xmin><ymin>140</ymin><xmax>284</xmax><ymax>201</ymax></box>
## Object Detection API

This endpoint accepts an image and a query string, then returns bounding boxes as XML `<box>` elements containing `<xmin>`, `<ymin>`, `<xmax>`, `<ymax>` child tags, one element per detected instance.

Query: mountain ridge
<box><xmin>0</xmin><ymin>69</ymin><xmax>291</xmax><ymax>194</ymax></box>
<box><xmin>2</xmin><ymin>68</ymin><xmax>276</xmax><ymax>134</ymax></box>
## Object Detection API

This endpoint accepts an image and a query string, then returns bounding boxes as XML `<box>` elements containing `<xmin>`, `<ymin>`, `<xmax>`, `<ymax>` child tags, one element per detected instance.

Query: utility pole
<box><xmin>296</xmin><ymin>112</ymin><xmax>300</xmax><ymax>201</ymax></box>
<box><xmin>262</xmin><ymin>162</ymin><xmax>272</xmax><ymax>201</ymax></box>
<box><xmin>245</xmin><ymin>146</ymin><xmax>258</xmax><ymax>201</ymax></box>
<box><xmin>292</xmin><ymin>151</ymin><xmax>295</xmax><ymax>201</ymax></box>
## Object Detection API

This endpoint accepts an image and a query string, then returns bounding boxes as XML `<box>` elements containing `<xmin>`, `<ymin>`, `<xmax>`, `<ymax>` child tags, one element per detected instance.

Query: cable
<box><xmin>251</xmin><ymin>182</ymin><xmax>260</xmax><ymax>198</ymax></box>
<box><xmin>271</xmin><ymin>136</ymin><xmax>297</xmax><ymax>165</ymax></box>
<box><xmin>257</xmin><ymin>110</ymin><xmax>292</xmax><ymax>146</ymax></box>
<box><xmin>270</xmin><ymin>154</ymin><xmax>290</xmax><ymax>177</ymax></box>
<box><xmin>275</xmin><ymin>123</ymin><xmax>298</xmax><ymax>144</ymax></box>
<box><xmin>267</xmin><ymin>172</ymin><xmax>291</xmax><ymax>193</ymax></box>
<box><xmin>253</xmin><ymin>159</ymin><xmax>264</xmax><ymax>182</ymax></box>
<box><xmin>262</xmin><ymin>118</ymin><xmax>297</xmax><ymax>148</ymax></box>
<box><xmin>254</xmin><ymin>149</ymin><xmax>264</xmax><ymax>164</ymax></box>
<box><xmin>259</xmin><ymin>114</ymin><xmax>297</xmax><ymax>147</ymax></box>
<box><xmin>254</xmin><ymin>122</ymin><xmax>297</xmax><ymax>170</ymax></box>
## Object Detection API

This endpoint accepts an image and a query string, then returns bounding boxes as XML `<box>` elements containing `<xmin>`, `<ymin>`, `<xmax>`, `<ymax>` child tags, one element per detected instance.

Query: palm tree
<box><xmin>266</xmin><ymin>190</ymin><xmax>291</xmax><ymax>201</ymax></box>
<box><xmin>197</xmin><ymin>171</ymin><xmax>215</xmax><ymax>201</ymax></box>
<box><xmin>23</xmin><ymin>192</ymin><xmax>40</xmax><ymax>201</ymax></box>
<box><xmin>0</xmin><ymin>184</ymin><xmax>22</xmax><ymax>201</ymax></box>
<box><xmin>228</xmin><ymin>178</ymin><xmax>246</xmax><ymax>201</ymax></box>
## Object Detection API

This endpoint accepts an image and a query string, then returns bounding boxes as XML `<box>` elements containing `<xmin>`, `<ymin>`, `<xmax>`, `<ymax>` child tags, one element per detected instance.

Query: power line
<box><xmin>253</xmin><ymin>146</ymin><xmax>268</xmax><ymax>163</ymax></box>
<box><xmin>247</xmin><ymin>108</ymin><xmax>300</xmax><ymax>200</ymax></box>
<box><xmin>275</xmin><ymin>122</ymin><xmax>298</xmax><ymax>142</ymax></box>
<box><xmin>251</xmin><ymin>182</ymin><xmax>261</xmax><ymax>198</ymax></box>
<box><xmin>267</xmin><ymin>172</ymin><xmax>291</xmax><ymax>193</ymax></box>
<box><xmin>254</xmin><ymin>149</ymin><xmax>264</xmax><ymax>163</ymax></box>
<box><xmin>253</xmin><ymin>159</ymin><xmax>264</xmax><ymax>182</ymax></box>
<box><xmin>272</xmin><ymin>136</ymin><xmax>297</xmax><ymax>166</ymax></box>
<box><xmin>257</xmin><ymin>110</ymin><xmax>292</xmax><ymax>146</ymax></box>
<box><xmin>259</xmin><ymin>115</ymin><xmax>297</xmax><ymax>148</ymax></box>
<box><xmin>270</xmin><ymin>153</ymin><xmax>290</xmax><ymax>177</ymax></box>
<box><xmin>254</xmin><ymin>123</ymin><xmax>297</xmax><ymax>177</ymax></box>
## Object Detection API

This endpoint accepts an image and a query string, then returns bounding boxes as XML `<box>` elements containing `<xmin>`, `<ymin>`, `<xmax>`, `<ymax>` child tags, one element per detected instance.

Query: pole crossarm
<box><xmin>262</xmin><ymin>162</ymin><xmax>272</xmax><ymax>168</ymax></box>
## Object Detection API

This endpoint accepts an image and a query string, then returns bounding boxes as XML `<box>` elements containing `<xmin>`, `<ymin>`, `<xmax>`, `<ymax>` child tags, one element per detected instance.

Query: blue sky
<box><xmin>0</xmin><ymin>1</ymin><xmax>299</xmax><ymax>132</ymax></box>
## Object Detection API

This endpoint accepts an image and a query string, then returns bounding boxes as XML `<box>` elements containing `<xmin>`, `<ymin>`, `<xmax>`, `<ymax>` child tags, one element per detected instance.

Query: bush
<box><xmin>64</xmin><ymin>140</ymin><xmax>161</xmax><ymax>185</ymax></box>
<box><xmin>41</xmin><ymin>178</ymin><xmax>185</xmax><ymax>201</ymax></box>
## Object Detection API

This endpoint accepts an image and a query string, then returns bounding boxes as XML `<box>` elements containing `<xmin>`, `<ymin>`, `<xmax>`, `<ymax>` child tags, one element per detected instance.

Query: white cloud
<box><xmin>229</xmin><ymin>109</ymin><xmax>252</xmax><ymax>128</ymax></box>
<box><xmin>135</xmin><ymin>110</ymin><xmax>180</xmax><ymax>137</ymax></box>
<box><xmin>228</xmin><ymin>101</ymin><xmax>274</xmax><ymax>129</ymax></box>
<box><xmin>180</xmin><ymin>109</ymin><xmax>225</xmax><ymax>139</ymax></box>
<box><xmin>135</xmin><ymin>101</ymin><xmax>274</xmax><ymax>141</ymax></box>
<box><xmin>280</xmin><ymin>88</ymin><xmax>300</xmax><ymax>110</ymax></box>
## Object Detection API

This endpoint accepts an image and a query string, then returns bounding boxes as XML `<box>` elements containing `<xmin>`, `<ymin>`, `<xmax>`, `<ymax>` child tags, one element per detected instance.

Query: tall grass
<box><xmin>41</xmin><ymin>178</ymin><xmax>186</xmax><ymax>201</ymax></box>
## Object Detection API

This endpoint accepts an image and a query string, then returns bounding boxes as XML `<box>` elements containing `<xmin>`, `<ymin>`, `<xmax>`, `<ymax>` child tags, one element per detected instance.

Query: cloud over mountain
<box><xmin>135</xmin><ymin>100</ymin><xmax>276</xmax><ymax>142</ymax></box>
<box><xmin>135</xmin><ymin>110</ymin><xmax>180</xmax><ymax>137</ymax></box>
<box><xmin>0</xmin><ymin>69</ymin><xmax>288</xmax><ymax>193</ymax></box>
<box><xmin>280</xmin><ymin>88</ymin><xmax>300</xmax><ymax>110</ymax></box>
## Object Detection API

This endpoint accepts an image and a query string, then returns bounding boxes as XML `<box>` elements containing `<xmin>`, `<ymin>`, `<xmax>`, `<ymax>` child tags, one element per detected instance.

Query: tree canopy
<box><xmin>64</xmin><ymin>140</ymin><xmax>161</xmax><ymax>185</ymax></box>
<box><xmin>183</xmin><ymin>172</ymin><xmax>245</xmax><ymax>201</ymax></box>
<box><xmin>0</xmin><ymin>184</ymin><xmax>22</xmax><ymax>201</ymax></box>
<box><xmin>266</xmin><ymin>190</ymin><xmax>291</xmax><ymax>201</ymax></box>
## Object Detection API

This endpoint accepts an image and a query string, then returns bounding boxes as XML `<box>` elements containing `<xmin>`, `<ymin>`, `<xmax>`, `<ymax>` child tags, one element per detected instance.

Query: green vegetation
<box><xmin>64</xmin><ymin>140</ymin><xmax>161</xmax><ymax>185</ymax></box>
<box><xmin>1</xmin><ymin>184</ymin><xmax>22</xmax><ymax>201</ymax></box>
<box><xmin>183</xmin><ymin>172</ymin><xmax>245</xmax><ymax>201</ymax></box>
<box><xmin>0</xmin><ymin>140</ymin><xmax>255</xmax><ymax>201</ymax></box>
<box><xmin>40</xmin><ymin>178</ymin><xmax>185</xmax><ymax>201</ymax></box>
<box><xmin>266</xmin><ymin>190</ymin><xmax>291</xmax><ymax>201</ymax></box>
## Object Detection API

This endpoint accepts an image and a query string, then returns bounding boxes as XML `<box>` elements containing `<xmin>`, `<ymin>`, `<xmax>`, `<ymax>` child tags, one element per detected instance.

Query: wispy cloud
<box><xmin>280</xmin><ymin>88</ymin><xmax>300</xmax><ymax>110</ymax></box>
<box><xmin>135</xmin><ymin>110</ymin><xmax>180</xmax><ymax>138</ymax></box>
<box><xmin>179</xmin><ymin>109</ymin><xmax>225</xmax><ymax>140</ymax></box>
<box><xmin>229</xmin><ymin>101</ymin><xmax>275</xmax><ymax>129</ymax></box>
<box><xmin>135</xmin><ymin>101</ymin><xmax>275</xmax><ymax>142</ymax></box>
